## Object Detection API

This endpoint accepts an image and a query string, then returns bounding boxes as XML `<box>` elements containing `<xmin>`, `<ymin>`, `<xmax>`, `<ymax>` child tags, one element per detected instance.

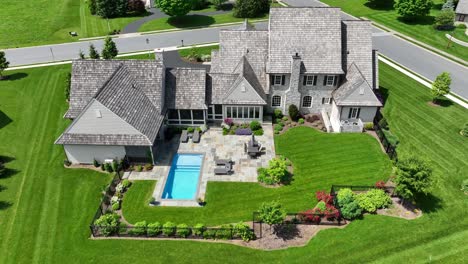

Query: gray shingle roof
<box><xmin>55</xmin><ymin>133</ymin><xmax>151</xmax><ymax>146</ymax></box>
<box><xmin>456</xmin><ymin>0</ymin><xmax>468</xmax><ymax>14</ymax></box>
<box><xmin>267</xmin><ymin>7</ymin><xmax>344</xmax><ymax>74</ymax></box>
<box><xmin>333</xmin><ymin>63</ymin><xmax>382</xmax><ymax>107</ymax></box>
<box><xmin>209</xmin><ymin>73</ymin><xmax>238</xmax><ymax>105</ymax></box>
<box><xmin>65</xmin><ymin>60</ymin><xmax>164</xmax><ymax>119</ymax></box>
<box><xmin>342</xmin><ymin>20</ymin><xmax>373</xmax><ymax>87</ymax></box>
<box><xmin>165</xmin><ymin>68</ymin><xmax>207</xmax><ymax>110</ymax></box>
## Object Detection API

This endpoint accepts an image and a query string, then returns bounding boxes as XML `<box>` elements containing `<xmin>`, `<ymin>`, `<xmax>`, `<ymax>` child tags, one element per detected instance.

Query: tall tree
<box><xmin>394</xmin><ymin>156</ymin><xmax>433</xmax><ymax>201</ymax></box>
<box><xmin>89</xmin><ymin>0</ymin><xmax>97</xmax><ymax>15</ymax></box>
<box><xmin>0</xmin><ymin>51</ymin><xmax>9</xmax><ymax>80</ymax></box>
<box><xmin>96</xmin><ymin>0</ymin><xmax>127</xmax><ymax>18</ymax></box>
<box><xmin>156</xmin><ymin>0</ymin><xmax>194</xmax><ymax>17</ymax></box>
<box><xmin>78</xmin><ymin>50</ymin><xmax>85</xmax><ymax>59</ymax></box>
<box><xmin>211</xmin><ymin>0</ymin><xmax>227</xmax><ymax>10</ymax></box>
<box><xmin>431</xmin><ymin>72</ymin><xmax>451</xmax><ymax>103</ymax></box>
<box><xmin>394</xmin><ymin>0</ymin><xmax>433</xmax><ymax>20</ymax></box>
<box><xmin>102</xmin><ymin>37</ymin><xmax>118</xmax><ymax>59</ymax></box>
<box><xmin>89</xmin><ymin>44</ymin><xmax>100</xmax><ymax>59</ymax></box>
<box><xmin>233</xmin><ymin>0</ymin><xmax>270</xmax><ymax>18</ymax></box>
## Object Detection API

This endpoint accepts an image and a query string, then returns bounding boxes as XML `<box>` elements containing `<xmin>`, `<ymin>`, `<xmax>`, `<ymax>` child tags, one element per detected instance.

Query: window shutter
<box><xmin>333</xmin><ymin>75</ymin><xmax>338</xmax><ymax>86</ymax></box>
<box><xmin>322</xmin><ymin>98</ymin><xmax>325</xmax><ymax>104</ymax></box>
<box><xmin>357</xmin><ymin>108</ymin><xmax>361</xmax><ymax>118</ymax></box>
<box><xmin>348</xmin><ymin>108</ymin><xmax>352</xmax><ymax>119</ymax></box>
<box><xmin>281</xmin><ymin>75</ymin><xmax>285</xmax><ymax>85</ymax></box>
<box><xmin>323</xmin><ymin>75</ymin><xmax>328</xmax><ymax>86</ymax></box>
<box><xmin>303</xmin><ymin>76</ymin><xmax>307</xmax><ymax>86</ymax></box>
<box><xmin>313</xmin><ymin>76</ymin><xmax>317</xmax><ymax>86</ymax></box>
<box><xmin>270</xmin><ymin>75</ymin><xmax>274</xmax><ymax>85</ymax></box>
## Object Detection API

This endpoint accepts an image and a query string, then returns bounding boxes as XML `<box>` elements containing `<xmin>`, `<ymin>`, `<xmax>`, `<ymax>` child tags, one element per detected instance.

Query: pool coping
<box><xmin>156</xmin><ymin>152</ymin><xmax>205</xmax><ymax>207</ymax></box>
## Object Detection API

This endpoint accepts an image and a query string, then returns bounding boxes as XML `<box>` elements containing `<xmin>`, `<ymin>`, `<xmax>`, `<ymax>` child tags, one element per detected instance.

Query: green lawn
<box><xmin>178</xmin><ymin>44</ymin><xmax>220</xmax><ymax>58</ymax></box>
<box><xmin>0</xmin><ymin>61</ymin><xmax>467</xmax><ymax>263</ymax></box>
<box><xmin>321</xmin><ymin>0</ymin><xmax>468</xmax><ymax>61</ymax></box>
<box><xmin>0</xmin><ymin>0</ymin><xmax>146</xmax><ymax>49</ymax></box>
<box><xmin>123</xmin><ymin>129</ymin><xmax>391</xmax><ymax>225</ymax></box>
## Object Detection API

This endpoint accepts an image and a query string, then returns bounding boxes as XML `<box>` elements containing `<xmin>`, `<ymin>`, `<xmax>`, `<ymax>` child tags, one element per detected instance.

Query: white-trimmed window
<box><xmin>272</xmin><ymin>95</ymin><xmax>282</xmax><ymax>107</ymax></box>
<box><xmin>326</xmin><ymin>75</ymin><xmax>335</xmax><ymax>86</ymax></box>
<box><xmin>272</xmin><ymin>75</ymin><xmax>285</xmax><ymax>86</ymax></box>
<box><xmin>302</xmin><ymin>96</ymin><xmax>312</xmax><ymax>108</ymax></box>
<box><xmin>348</xmin><ymin>107</ymin><xmax>361</xmax><ymax>119</ymax></box>
<box><xmin>322</xmin><ymin>97</ymin><xmax>331</xmax><ymax>105</ymax></box>
<box><xmin>303</xmin><ymin>75</ymin><xmax>317</xmax><ymax>86</ymax></box>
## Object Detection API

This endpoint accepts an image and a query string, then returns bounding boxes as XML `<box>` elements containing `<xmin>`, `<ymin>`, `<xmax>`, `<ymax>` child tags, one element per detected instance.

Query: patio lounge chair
<box><xmin>192</xmin><ymin>130</ymin><xmax>200</xmax><ymax>143</ymax></box>
<box><xmin>214</xmin><ymin>166</ymin><xmax>230</xmax><ymax>175</ymax></box>
<box><xmin>180</xmin><ymin>130</ymin><xmax>189</xmax><ymax>143</ymax></box>
<box><xmin>216</xmin><ymin>159</ymin><xmax>232</xmax><ymax>166</ymax></box>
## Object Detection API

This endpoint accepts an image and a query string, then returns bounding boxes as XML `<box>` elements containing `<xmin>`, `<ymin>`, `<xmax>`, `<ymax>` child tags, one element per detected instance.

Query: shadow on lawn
<box><xmin>364</xmin><ymin>0</ymin><xmax>394</xmax><ymax>11</ymax></box>
<box><xmin>433</xmin><ymin>98</ymin><xmax>454</xmax><ymax>107</ymax></box>
<box><xmin>0</xmin><ymin>201</ymin><xmax>13</xmax><ymax>211</ymax></box>
<box><xmin>397</xmin><ymin>15</ymin><xmax>435</xmax><ymax>26</ymax></box>
<box><xmin>2</xmin><ymin>72</ymin><xmax>28</xmax><ymax>81</ymax></box>
<box><xmin>0</xmin><ymin>156</ymin><xmax>19</xmax><ymax>179</ymax></box>
<box><xmin>0</xmin><ymin>110</ymin><xmax>12</xmax><ymax>130</ymax></box>
<box><xmin>377</xmin><ymin>85</ymin><xmax>390</xmax><ymax>105</ymax></box>
<box><xmin>168</xmin><ymin>15</ymin><xmax>216</xmax><ymax>29</ymax></box>
<box><xmin>416</xmin><ymin>193</ymin><xmax>443</xmax><ymax>214</ymax></box>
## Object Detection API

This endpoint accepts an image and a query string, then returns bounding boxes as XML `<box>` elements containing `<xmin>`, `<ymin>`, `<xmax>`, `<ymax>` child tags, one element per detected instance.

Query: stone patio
<box><xmin>149</xmin><ymin>121</ymin><xmax>275</xmax><ymax>206</ymax></box>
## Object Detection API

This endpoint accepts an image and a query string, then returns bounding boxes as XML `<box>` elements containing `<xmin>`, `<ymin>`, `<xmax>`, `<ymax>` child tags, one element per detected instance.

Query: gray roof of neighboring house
<box><xmin>342</xmin><ymin>20</ymin><xmax>373</xmax><ymax>87</ymax></box>
<box><xmin>333</xmin><ymin>63</ymin><xmax>382</xmax><ymax>107</ymax></box>
<box><xmin>268</xmin><ymin>7</ymin><xmax>344</xmax><ymax>74</ymax></box>
<box><xmin>57</xmin><ymin>64</ymin><xmax>164</xmax><ymax>146</ymax></box>
<box><xmin>456</xmin><ymin>0</ymin><xmax>468</xmax><ymax>14</ymax></box>
<box><xmin>65</xmin><ymin>60</ymin><xmax>164</xmax><ymax>119</ymax></box>
<box><xmin>165</xmin><ymin>67</ymin><xmax>207</xmax><ymax>110</ymax></box>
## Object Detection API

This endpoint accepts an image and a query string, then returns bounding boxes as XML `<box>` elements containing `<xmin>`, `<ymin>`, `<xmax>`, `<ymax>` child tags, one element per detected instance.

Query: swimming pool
<box><xmin>162</xmin><ymin>153</ymin><xmax>203</xmax><ymax>200</ymax></box>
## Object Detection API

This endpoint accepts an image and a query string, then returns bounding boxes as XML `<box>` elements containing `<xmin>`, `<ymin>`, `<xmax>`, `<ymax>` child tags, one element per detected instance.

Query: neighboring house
<box><xmin>55</xmin><ymin>7</ymin><xmax>382</xmax><ymax>164</ymax></box>
<box><xmin>456</xmin><ymin>0</ymin><xmax>468</xmax><ymax>22</ymax></box>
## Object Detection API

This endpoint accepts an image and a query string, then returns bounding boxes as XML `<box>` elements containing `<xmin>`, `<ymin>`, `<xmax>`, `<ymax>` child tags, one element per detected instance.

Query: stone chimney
<box><xmin>284</xmin><ymin>54</ymin><xmax>302</xmax><ymax>111</ymax></box>
<box><xmin>154</xmin><ymin>48</ymin><xmax>165</xmax><ymax>66</ymax></box>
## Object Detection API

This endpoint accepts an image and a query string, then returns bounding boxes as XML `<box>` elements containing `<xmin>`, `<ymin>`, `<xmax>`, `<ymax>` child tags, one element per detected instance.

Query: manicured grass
<box><xmin>0</xmin><ymin>61</ymin><xmax>467</xmax><ymax>263</ymax></box>
<box><xmin>321</xmin><ymin>0</ymin><xmax>468</xmax><ymax>61</ymax></box>
<box><xmin>138</xmin><ymin>12</ymin><xmax>269</xmax><ymax>32</ymax></box>
<box><xmin>450</xmin><ymin>27</ymin><xmax>468</xmax><ymax>43</ymax></box>
<box><xmin>0</xmin><ymin>0</ymin><xmax>146</xmax><ymax>49</ymax></box>
<box><xmin>178</xmin><ymin>45</ymin><xmax>220</xmax><ymax>58</ymax></box>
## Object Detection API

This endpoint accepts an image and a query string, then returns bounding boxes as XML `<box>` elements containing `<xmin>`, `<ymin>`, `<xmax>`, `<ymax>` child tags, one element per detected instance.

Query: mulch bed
<box><xmin>377</xmin><ymin>197</ymin><xmax>422</xmax><ymax>220</ymax></box>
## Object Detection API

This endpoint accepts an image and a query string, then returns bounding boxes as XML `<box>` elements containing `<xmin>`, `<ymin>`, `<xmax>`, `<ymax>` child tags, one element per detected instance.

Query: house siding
<box><xmin>64</xmin><ymin>145</ymin><xmax>126</xmax><ymax>164</ymax></box>
<box><xmin>68</xmin><ymin>100</ymin><xmax>142</xmax><ymax>135</ymax></box>
<box><xmin>340</xmin><ymin>106</ymin><xmax>378</xmax><ymax>123</ymax></box>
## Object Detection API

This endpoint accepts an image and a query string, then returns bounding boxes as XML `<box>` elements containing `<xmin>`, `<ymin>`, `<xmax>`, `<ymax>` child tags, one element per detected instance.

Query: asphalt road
<box><xmin>3</xmin><ymin>0</ymin><xmax>468</xmax><ymax>98</ymax></box>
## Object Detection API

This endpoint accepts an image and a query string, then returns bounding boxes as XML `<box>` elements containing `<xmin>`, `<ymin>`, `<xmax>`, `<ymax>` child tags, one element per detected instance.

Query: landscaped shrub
<box><xmin>64</xmin><ymin>159</ymin><xmax>71</xmax><ymax>167</ymax></box>
<box><xmin>162</xmin><ymin>222</ymin><xmax>176</xmax><ymax>236</ymax></box>
<box><xmin>147</xmin><ymin>222</ymin><xmax>162</xmax><ymax>236</ymax></box>
<box><xmin>340</xmin><ymin>200</ymin><xmax>362</xmax><ymax>220</ymax></box>
<box><xmin>235</xmin><ymin>128</ymin><xmax>252</xmax><ymax>135</ymax></box>
<box><xmin>299</xmin><ymin>209</ymin><xmax>322</xmax><ymax>224</ymax></box>
<box><xmin>129</xmin><ymin>221</ymin><xmax>147</xmax><ymax>236</ymax></box>
<box><xmin>223</xmin><ymin>118</ymin><xmax>233</xmax><ymax>126</ymax></box>
<box><xmin>288</xmin><ymin>104</ymin><xmax>299</xmax><ymax>121</ymax></box>
<box><xmin>460</xmin><ymin>123</ymin><xmax>468</xmax><ymax>137</ymax></box>
<box><xmin>250</xmin><ymin>121</ymin><xmax>262</xmax><ymax>131</ymax></box>
<box><xmin>314</xmin><ymin>201</ymin><xmax>327</xmax><ymax>211</ymax></box>
<box><xmin>394</xmin><ymin>0</ymin><xmax>432</xmax><ymax>20</ymax></box>
<box><xmin>395</xmin><ymin>156</ymin><xmax>433</xmax><ymax>200</ymax></box>
<box><xmin>101</xmin><ymin>163</ymin><xmax>105</xmax><ymax>171</ymax></box>
<box><xmin>375</xmin><ymin>180</ymin><xmax>386</xmax><ymax>189</ymax></box>
<box><xmin>258</xmin><ymin>201</ymin><xmax>286</xmax><ymax>228</ymax></box>
<box><xmin>187</xmin><ymin>127</ymin><xmax>195</xmax><ymax>133</ymax></box>
<box><xmin>382</xmin><ymin>129</ymin><xmax>399</xmax><ymax>146</ymax></box>
<box><xmin>274</xmin><ymin>109</ymin><xmax>283</xmax><ymax>119</ymax></box>
<box><xmin>234</xmin><ymin>222</ymin><xmax>254</xmax><ymax>241</ymax></box>
<box><xmin>253</xmin><ymin>129</ymin><xmax>264</xmax><ymax>136</ymax></box>
<box><xmin>128</xmin><ymin>0</ymin><xmax>146</xmax><ymax>14</ymax></box>
<box><xmin>316</xmin><ymin>190</ymin><xmax>333</xmax><ymax>204</ymax></box>
<box><xmin>192</xmin><ymin>0</ymin><xmax>208</xmax><ymax>10</ymax></box>
<box><xmin>203</xmin><ymin>229</ymin><xmax>217</xmax><ymax>239</ymax></box>
<box><xmin>356</xmin><ymin>189</ymin><xmax>392</xmax><ymax>213</ymax></box>
<box><xmin>216</xmin><ymin>224</ymin><xmax>233</xmax><ymax>239</ymax></box>
<box><xmin>157</xmin><ymin>0</ymin><xmax>193</xmax><ymax>17</ymax></box>
<box><xmin>364</xmin><ymin>122</ymin><xmax>374</xmax><ymax>131</ymax></box>
<box><xmin>112</xmin><ymin>159</ymin><xmax>120</xmax><ymax>172</ymax></box>
<box><xmin>457</xmin><ymin>23</ymin><xmax>467</xmax><ymax>29</ymax></box>
<box><xmin>282</xmin><ymin>116</ymin><xmax>289</xmax><ymax>122</ymax></box>
<box><xmin>378</xmin><ymin>117</ymin><xmax>388</xmax><ymax>129</ymax></box>
<box><xmin>257</xmin><ymin>158</ymin><xmax>288</xmax><ymax>185</ymax></box>
<box><xmin>233</xmin><ymin>0</ymin><xmax>270</xmax><ymax>18</ymax></box>
<box><xmin>111</xmin><ymin>202</ymin><xmax>120</xmax><ymax>211</ymax></box>
<box><xmin>104</xmin><ymin>163</ymin><xmax>113</xmax><ymax>173</ymax></box>
<box><xmin>324</xmin><ymin>204</ymin><xmax>340</xmax><ymax>221</ymax></box>
<box><xmin>298</xmin><ymin>118</ymin><xmax>304</xmax><ymax>124</ymax></box>
<box><xmin>94</xmin><ymin>213</ymin><xmax>120</xmax><ymax>236</ymax></box>
<box><xmin>136</xmin><ymin>165</ymin><xmax>143</xmax><ymax>172</ymax></box>
<box><xmin>434</xmin><ymin>10</ymin><xmax>455</xmax><ymax>30</ymax></box>
<box><xmin>121</xmin><ymin>179</ymin><xmax>131</xmax><ymax>189</ymax></box>
<box><xmin>193</xmin><ymin>223</ymin><xmax>206</xmax><ymax>236</ymax></box>
<box><xmin>176</xmin><ymin>224</ymin><xmax>191</xmax><ymax>238</ymax></box>
<box><xmin>337</xmin><ymin>188</ymin><xmax>354</xmax><ymax>206</ymax></box>
<box><xmin>93</xmin><ymin>159</ymin><xmax>100</xmax><ymax>168</ymax></box>
<box><xmin>144</xmin><ymin>163</ymin><xmax>153</xmax><ymax>171</ymax></box>
<box><xmin>274</xmin><ymin>124</ymin><xmax>283</xmax><ymax>132</ymax></box>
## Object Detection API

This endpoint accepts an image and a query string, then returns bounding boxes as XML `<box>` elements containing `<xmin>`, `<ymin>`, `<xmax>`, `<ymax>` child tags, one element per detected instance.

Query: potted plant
<box><xmin>197</xmin><ymin>197</ymin><xmax>205</xmax><ymax>206</ymax></box>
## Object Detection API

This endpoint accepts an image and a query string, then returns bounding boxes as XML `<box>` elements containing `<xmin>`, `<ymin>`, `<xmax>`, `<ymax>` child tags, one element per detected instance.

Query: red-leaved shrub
<box><xmin>375</xmin><ymin>180</ymin><xmax>386</xmax><ymax>189</ymax></box>
<box><xmin>316</xmin><ymin>190</ymin><xmax>333</xmax><ymax>204</ymax></box>
<box><xmin>299</xmin><ymin>209</ymin><xmax>322</xmax><ymax>224</ymax></box>
<box><xmin>324</xmin><ymin>204</ymin><xmax>340</xmax><ymax>221</ymax></box>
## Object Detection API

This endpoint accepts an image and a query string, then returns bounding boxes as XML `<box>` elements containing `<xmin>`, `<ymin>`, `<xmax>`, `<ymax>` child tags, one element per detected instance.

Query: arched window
<box><xmin>302</xmin><ymin>96</ymin><xmax>312</xmax><ymax>108</ymax></box>
<box><xmin>272</xmin><ymin>95</ymin><xmax>282</xmax><ymax>107</ymax></box>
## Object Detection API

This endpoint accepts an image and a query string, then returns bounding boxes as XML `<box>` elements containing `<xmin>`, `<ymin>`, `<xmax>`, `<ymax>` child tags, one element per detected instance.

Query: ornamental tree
<box><xmin>211</xmin><ymin>0</ymin><xmax>228</xmax><ymax>10</ymax></box>
<box><xmin>96</xmin><ymin>0</ymin><xmax>128</xmax><ymax>18</ymax></box>
<box><xmin>434</xmin><ymin>10</ymin><xmax>455</xmax><ymax>30</ymax></box>
<box><xmin>394</xmin><ymin>0</ymin><xmax>433</xmax><ymax>20</ymax></box>
<box><xmin>156</xmin><ymin>0</ymin><xmax>194</xmax><ymax>17</ymax></box>
<box><xmin>394</xmin><ymin>156</ymin><xmax>433</xmax><ymax>201</ymax></box>
<box><xmin>431</xmin><ymin>72</ymin><xmax>451</xmax><ymax>102</ymax></box>
<box><xmin>89</xmin><ymin>44</ymin><xmax>100</xmax><ymax>59</ymax></box>
<box><xmin>258</xmin><ymin>201</ymin><xmax>286</xmax><ymax>230</ymax></box>
<box><xmin>102</xmin><ymin>36</ymin><xmax>118</xmax><ymax>59</ymax></box>
<box><xmin>0</xmin><ymin>51</ymin><xmax>10</xmax><ymax>80</ymax></box>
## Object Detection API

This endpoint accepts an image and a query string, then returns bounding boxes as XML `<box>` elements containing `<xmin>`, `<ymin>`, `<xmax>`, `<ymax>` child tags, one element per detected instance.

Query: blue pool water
<box><xmin>162</xmin><ymin>154</ymin><xmax>203</xmax><ymax>200</ymax></box>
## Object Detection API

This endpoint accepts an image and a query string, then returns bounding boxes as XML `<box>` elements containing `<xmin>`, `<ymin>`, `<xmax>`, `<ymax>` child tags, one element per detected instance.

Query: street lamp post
<box><xmin>146</xmin><ymin>38</ymin><xmax>150</xmax><ymax>59</ymax></box>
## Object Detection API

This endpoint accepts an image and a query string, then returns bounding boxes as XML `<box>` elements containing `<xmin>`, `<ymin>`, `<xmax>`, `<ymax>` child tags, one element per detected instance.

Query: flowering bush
<box><xmin>111</xmin><ymin>195</ymin><xmax>120</xmax><ymax>204</ymax></box>
<box><xmin>235</xmin><ymin>128</ymin><xmax>252</xmax><ymax>135</ymax></box>
<box><xmin>116</xmin><ymin>183</ymin><xmax>124</xmax><ymax>194</ymax></box>
<box><xmin>316</xmin><ymin>190</ymin><xmax>333</xmax><ymax>204</ymax></box>
<box><xmin>224</xmin><ymin>118</ymin><xmax>233</xmax><ymax>126</ymax></box>
<box><xmin>375</xmin><ymin>180</ymin><xmax>386</xmax><ymax>189</ymax></box>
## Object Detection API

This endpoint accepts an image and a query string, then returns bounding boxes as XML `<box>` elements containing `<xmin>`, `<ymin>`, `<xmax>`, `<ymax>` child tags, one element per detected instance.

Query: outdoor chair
<box><xmin>180</xmin><ymin>130</ymin><xmax>189</xmax><ymax>143</ymax></box>
<box><xmin>214</xmin><ymin>166</ymin><xmax>230</xmax><ymax>175</ymax></box>
<box><xmin>192</xmin><ymin>130</ymin><xmax>200</xmax><ymax>143</ymax></box>
<box><xmin>215</xmin><ymin>159</ymin><xmax>232</xmax><ymax>166</ymax></box>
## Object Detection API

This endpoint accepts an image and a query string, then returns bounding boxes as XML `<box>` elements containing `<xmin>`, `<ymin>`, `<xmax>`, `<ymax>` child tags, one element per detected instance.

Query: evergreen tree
<box><xmin>101</xmin><ymin>37</ymin><xmax>118</xmax><ymax>59</ymax></box>
<box><xmin>89</xmin><ymin>44</ymin><xmax>100</xmax><ymax>59</ymax></box>
<box><xmin>395</xmin><ymin>156</ymin><xmax>433</xmax><ymax>201</ymax></box>
<box><xmin>0</xmin><ymin>51</ymin><xmax>9</xmax><ymax>80</ymax></box>
<box><xmin>442</xmin><ymin>0</ymin><xmax>455</xmax><ymax>10</ymax></box>
<box><xmin>78</xmin><ymin>50</ymin><xmax>85</xmax><ymax>59</ymax></box>
<box><xmin>89</xmin><ymin>0</ymin><xmax>97</xmax><ymax>15</ymax></box>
